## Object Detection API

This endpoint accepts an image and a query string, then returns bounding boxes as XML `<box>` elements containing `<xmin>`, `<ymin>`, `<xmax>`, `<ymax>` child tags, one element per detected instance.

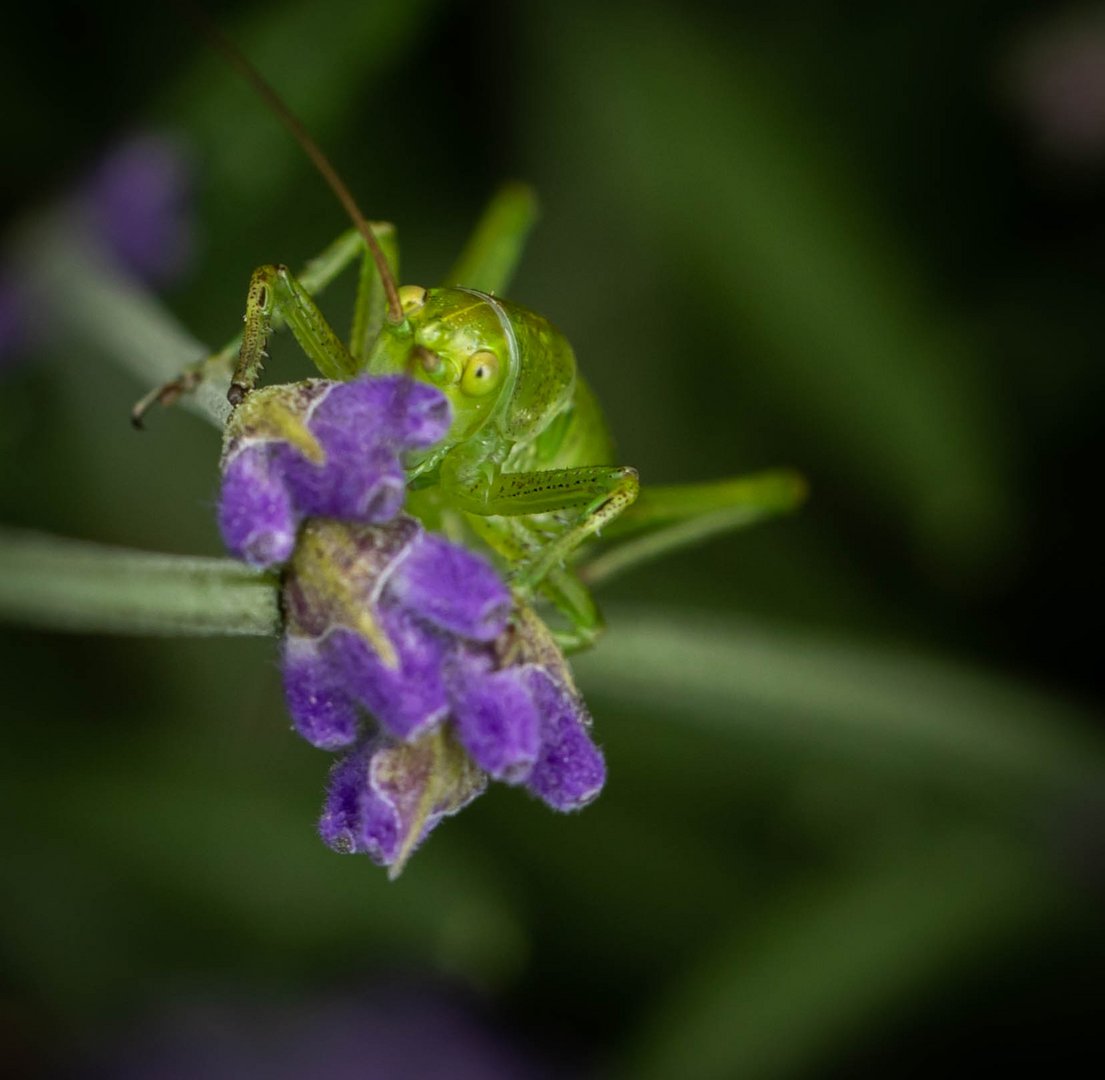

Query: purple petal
<box><xmin>325</xmin><ymin>613</ymin><xmax>450</xmax><ymax>741</ymax></box>
<box><xmin>283</xmin><ymin>441</ymin><xmax>406</xmax><ymax>523</ymax></box>
<box><xmin>386</xmin><ymin>532</ymin><xmax>512</xmax><ymax>641</ymax></box>
<box><xmin>281</xmin><ymin>380</ymin><xmax>405</xmax><ymax>522</ymax></box>
<box><xmin>375</xmin><ymin>377</ymin><xmax>453</xmax><ymax>449</ymax></box>
<box><xmin>311</xmin><ymin>376</ymin><xmax>449</xmax><ymax>449</ymax></box>
<box><xmin>83</xmin><ymin>133</ymin><xmax>195</xmax><ymax>285</ymax></box>
<box><xmin>217</xmin><ymin>444</ymin><xmax>298</xmax><ymax>568</ymax></box>
<box><xmin>319</xmin><ymin>732</ymin><xmax>486</xmax><ymax>869</ymax></box>
<box><xmin>522</xmin><ymin>667</ymin><xmax>605</xmax><ymax>811</ymax></box>
<box><xmin>318</xmin><ymin>744</ymin><xmax>371</xmax><ymax>854</ymax></box>
<box><xmin>304</xmin><ymin>380</ymin><xmax>392</xmax><ymax>464</ymax></box>
<box><xmin>450</xmin><ymin>667</ymin><xmax>540</xmax><ymax>782</ymax></box>
<box><xmin>321</xmin><ymin>738</ymin><xmax>422</xmax><ymax>865</ymax></box>
<box><xmin>281</xmin><ymin>636</ymin><xmax>361</xmax><ymax>750</ymax></box>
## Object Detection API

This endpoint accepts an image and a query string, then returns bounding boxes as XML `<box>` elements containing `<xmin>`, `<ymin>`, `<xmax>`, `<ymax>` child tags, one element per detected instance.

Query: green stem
<box><xmin>0</xmin><ymin>529</ymin><xmax>278</xmax><ymax>637</ymax></box>
<box><xmin>17</xmin><ymin>212</ymin><xmax>229</xmax><ymax>429</ymax></box>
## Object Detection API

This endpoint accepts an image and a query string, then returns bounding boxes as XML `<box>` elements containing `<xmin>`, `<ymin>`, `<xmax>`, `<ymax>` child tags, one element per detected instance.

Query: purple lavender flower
<box><xmin>217</xmin><ymin>370</ymin><xmax>605</xmax><ymax>874</ymax></box>
<box><xmin>0</xmin><ymin>271</ymin><xmax>34</xmax><ymax>370</ymax></box>
<box><xmin>103</xmin><ymin>985</ymin><xmax>552</xmax><ymax>1080</ymax></box>
<box><xmin>82</xmin><ymin>132</ymin><xmax>196</xmax><ymax>285</ymax></box>
<box><xmin>318</xmin><ymin>729</ymin><xmax>487</xmax><ymax>870</ymax></box>
<box><xmin>217</xmin><ymin>376</ymin><xmax>450</xmax><ymax>567</ymax></box>
<box><xmin>281</xmin><ymin>516</ymin><xmax>605</xmax><ymax>875</ymax></box>
<box><xmin>2</xmin><ymin>131</ymin><xmax>195</xmax><ymax>369</ymax></box>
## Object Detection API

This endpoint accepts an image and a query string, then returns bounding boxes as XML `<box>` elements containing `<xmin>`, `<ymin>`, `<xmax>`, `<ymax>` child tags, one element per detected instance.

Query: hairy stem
<box><xmin>0</xmin><ymin>529</ymin><xmax>278</xmax><ymax>636</ymax></box>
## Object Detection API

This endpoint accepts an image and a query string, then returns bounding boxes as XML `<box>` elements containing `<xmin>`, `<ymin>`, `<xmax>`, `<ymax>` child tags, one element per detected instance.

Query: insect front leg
<box><xmin>133</xmin><ymin>226</ymin><xmax>393</xmax><ymax>425</ymax></box>
<box><xmin>440</xmin><ymin>450</ymin><xmax>640</xmax><ymax>593</ymax></box>
<box><xmin>229</xmin><ymin>263</ymin><xmax>357</xmax><ymax>403</ymax></box>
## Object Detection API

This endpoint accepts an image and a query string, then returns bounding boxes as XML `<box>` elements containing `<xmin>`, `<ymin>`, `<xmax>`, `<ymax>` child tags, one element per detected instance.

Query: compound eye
<box><xmin>398</xmin><ymin>284</ymin><xmax>427</xmax><ymax>314</ymax></box>
<box><xmin>461</xmin><ymin>350</ymin><xmax>500</xmax><ymax>397</ymax></box>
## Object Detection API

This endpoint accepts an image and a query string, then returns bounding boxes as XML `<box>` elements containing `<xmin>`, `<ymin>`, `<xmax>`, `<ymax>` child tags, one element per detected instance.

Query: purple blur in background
<box><xmin>1</xmin><ymin>131</ymin><xmax>196</xmax><ymax>368</ymax></box>
<box><xmin>98</xmin><ymin>985</ymin><xmax>557</xmax><ymax>1080</ymax></box>
<box><xmin>82</xmin><ymin>132</ymin><xmax>197</xmax><ymax>285</ymax></box>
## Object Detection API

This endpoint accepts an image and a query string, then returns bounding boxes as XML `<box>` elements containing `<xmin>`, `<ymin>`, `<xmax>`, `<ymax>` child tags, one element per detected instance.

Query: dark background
<box><xmin>1</xmin><ymin>1</ymin><xmax>1102</xmax><ymax>1077</ymax></box>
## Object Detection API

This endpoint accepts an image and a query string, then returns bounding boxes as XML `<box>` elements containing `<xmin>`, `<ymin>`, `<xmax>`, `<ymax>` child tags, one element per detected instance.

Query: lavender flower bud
<box><xmin>217</xmin><ymin>377</ymin><xmax>451</xmax><ymax>570</ymax></box>
<box><xmin>449</xmin><ymin>666</ymin><xmax>541</xmax><ymax>783</ymax></box>
<box><xmin>2</xmin><ymin>132</ymin><xmax>195</xmax><ymax>369</ymax></box>
<box><xmin>521</xmin><ymin>666</ymin><xmax>606</xmax><ymax>811</ymax></box>
<box><xmin>281</xmin><ymin>636</ymin><xmax>360</xmax><ymax>751</ymax></box>
<box><xmin>386</xmin><ymin>531</ymin><xmax>513</xmax><ymax>641</ymax></box>
<box><xmin>281</xmin><ymin>377</ymin><xmax>447</xmax><ymax>521</ymax></box>
<box><xmin>283</xmin><ymin>516</ymin><xmax>507</xmax><ymax>743</ymax></box>
<box><xmin>217</xmin><ymin>444</ymin><xmax>299</xmax><ymax>567</ymax></box>
<box><xmin>320</xmin><ymin>728</ymin><xmax>486</xmax><ymax>875</ymax></box>
<box><xmin>280</xmin><ymin>514</ymin><xmax>607</xmax><ymax>872</ymax></box>
<box><xmin>326</xmin><ymin>619</ymin><xmax>451</xmax><ymax>742</ymax></box>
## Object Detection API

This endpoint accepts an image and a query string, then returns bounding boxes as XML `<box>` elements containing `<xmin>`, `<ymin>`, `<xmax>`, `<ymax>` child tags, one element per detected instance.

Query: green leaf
<box><xmin>18</xmin><ymin>217</ymin><xmax>228</xmax><ymax>428</ymax></box>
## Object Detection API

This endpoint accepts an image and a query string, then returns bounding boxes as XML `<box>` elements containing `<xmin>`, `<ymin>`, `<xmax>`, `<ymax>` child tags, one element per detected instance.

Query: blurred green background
<box><xmin>1</xmin><ymin>1</ymin><xmax>1102</xmax><ymax>1076</ymax></box>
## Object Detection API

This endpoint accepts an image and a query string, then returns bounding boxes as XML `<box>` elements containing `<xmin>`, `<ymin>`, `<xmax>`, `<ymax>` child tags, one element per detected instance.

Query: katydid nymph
<box><xmin>137</xmin><ymin>11</ymin><xmax>805</xmax><ymax>653</ymax></box>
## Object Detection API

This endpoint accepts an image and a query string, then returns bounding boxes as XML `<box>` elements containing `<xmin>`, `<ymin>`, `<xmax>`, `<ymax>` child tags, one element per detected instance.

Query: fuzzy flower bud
<box><xmin>214</xmin><ymin>369</ymin><xmax>605</xmax><ymax>875</ymax></box>
<box><xmin>318</xmin><ymin>729</ymin><xmax>487</xmax><ymax>874</ymax></box>
<box><xmin>217</xmin><ymin>376</ymin><xmax>450</xmax><ymax>567</ymax></box>
<box><xmin>282</xmin><ymin>516</ymin><xmax>605</xmax><ymax>875</ymax></box>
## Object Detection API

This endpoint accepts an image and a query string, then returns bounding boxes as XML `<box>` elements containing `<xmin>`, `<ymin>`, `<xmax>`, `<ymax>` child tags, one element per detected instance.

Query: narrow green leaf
<box><xmin>530</xmin><ymin>1</ymin><xmax>1013</xmax><ymax>570</ymax></box>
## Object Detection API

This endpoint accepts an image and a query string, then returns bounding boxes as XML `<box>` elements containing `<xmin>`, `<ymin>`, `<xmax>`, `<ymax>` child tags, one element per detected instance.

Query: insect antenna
<box><xmin>174</xmin><ymin>1</ymin><xmax>404</xmax><ymax>323</ymax></box>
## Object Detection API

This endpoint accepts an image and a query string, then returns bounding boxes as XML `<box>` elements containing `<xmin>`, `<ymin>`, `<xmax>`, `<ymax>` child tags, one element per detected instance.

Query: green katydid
<box><xmin>136</xmin><ymin>10</ymin><xmax>805</xmax><ymax>652</ymax></box>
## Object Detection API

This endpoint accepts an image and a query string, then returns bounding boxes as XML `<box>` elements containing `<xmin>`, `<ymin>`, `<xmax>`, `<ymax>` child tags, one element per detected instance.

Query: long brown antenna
<box><xmin>177</xmin><ymin>2</ymin><xmax>404</xmax><ymax>323</ymax></box>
